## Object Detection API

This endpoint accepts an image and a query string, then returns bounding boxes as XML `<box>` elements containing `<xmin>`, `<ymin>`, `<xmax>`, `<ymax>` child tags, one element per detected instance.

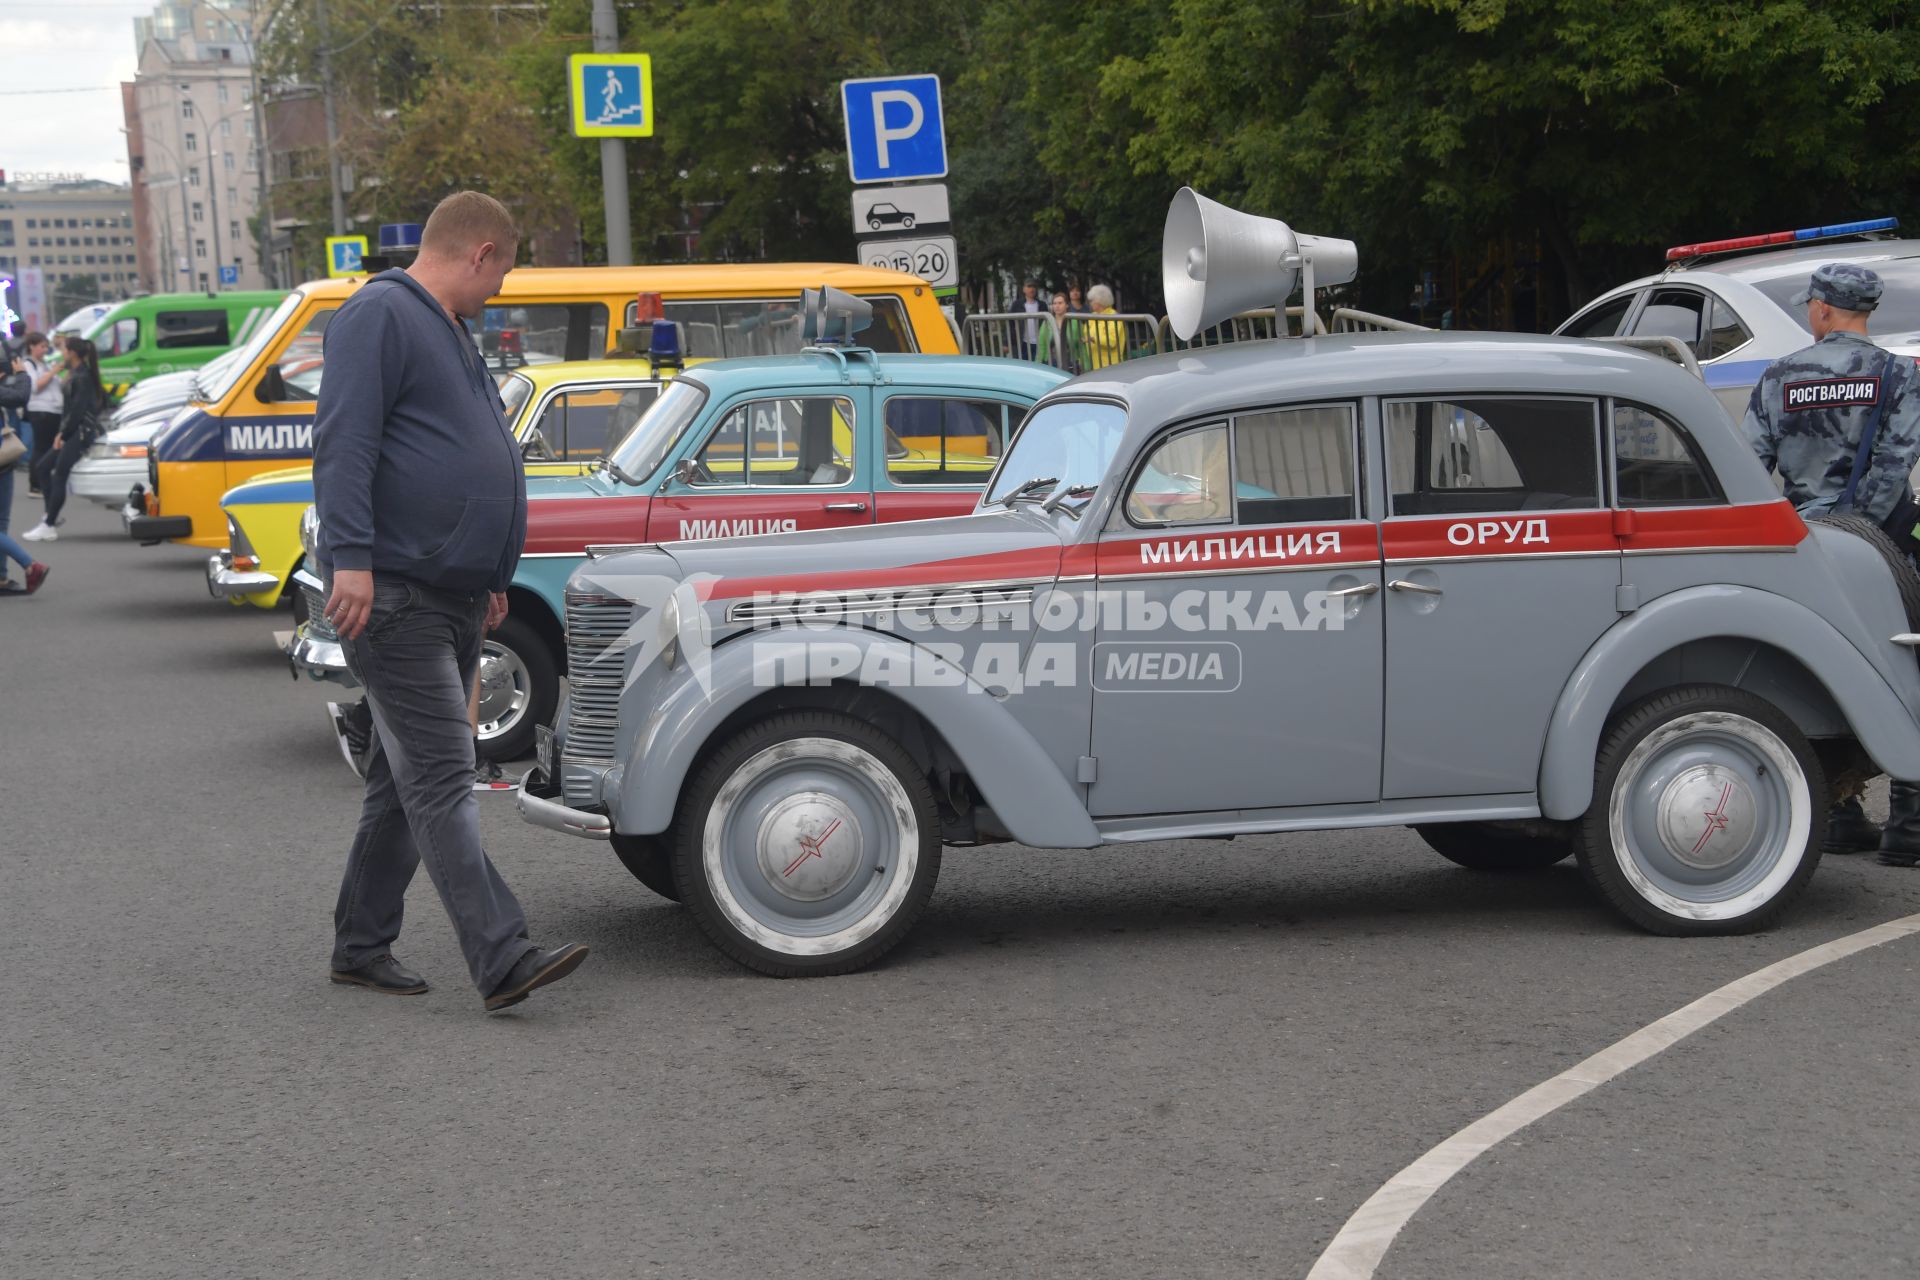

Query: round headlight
<box><xmin>299</xmin><ymin>504</ymin><xmax>320</xmax><ymax>558</ymax></box>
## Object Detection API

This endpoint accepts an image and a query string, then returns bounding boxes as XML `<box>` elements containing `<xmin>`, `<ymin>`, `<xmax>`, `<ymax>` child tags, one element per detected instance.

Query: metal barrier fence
<box><xmin>962</xmin><ymin>312</ymin><xmax>1162</xmax><ymax>374</ymax></box>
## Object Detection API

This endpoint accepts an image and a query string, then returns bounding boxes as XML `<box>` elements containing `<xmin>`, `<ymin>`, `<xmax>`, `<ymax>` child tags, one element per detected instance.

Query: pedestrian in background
<box><xmin>1080</xmin><ymin>284</ymin><xmax>1126</xmax><ymax>370</ymax></box>
<box><xmin>1743</xmin><ymin>262</ymin><xmax>1920</xmax><ymax>867</ymax></box>
<box><xmin>23</xmin><ymin>336</ymin><xmax>103</xmax><ymax>543</ymax></box>
<box><xmin>1067</xmin><ymin>283</ymin><xmax>1086</xmax><ymax>314</ymax></box>
<box><xmin>313</xmin><ymin>189</ymin><xmax>587</xmax><ymax>1012</ymax></box>
<box><xmin>0</xmin><ymin>350</ymin><xmax>48</xmax><ymax>594</ymax></box>
<box><xmin>1035</xmin><ymin>291</ymin><xmax>1079</xmax><ymax>373</ymax></box>
<box><xmin>1012</xmin><ymin>279</ymin><xmax>1045</xmax><ymax>360</ymax></box>
<box><xmin>21</xmin><ymin>333</ymin><xmax>63</xmax><ymax>497</ymax></box>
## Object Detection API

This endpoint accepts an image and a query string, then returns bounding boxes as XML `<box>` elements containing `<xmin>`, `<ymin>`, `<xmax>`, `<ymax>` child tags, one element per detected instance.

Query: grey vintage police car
<box><xmin>517</xmin><ymin>323</ymin><xmax>1920</xmax><ymax>976</ymax></box>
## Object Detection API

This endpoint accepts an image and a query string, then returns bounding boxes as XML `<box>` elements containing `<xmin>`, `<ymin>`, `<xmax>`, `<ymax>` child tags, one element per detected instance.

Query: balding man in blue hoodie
<box><xmin>314</xmin><ymin>191</ymin><xmax>587</xmax><ymax>1013</ymax></box>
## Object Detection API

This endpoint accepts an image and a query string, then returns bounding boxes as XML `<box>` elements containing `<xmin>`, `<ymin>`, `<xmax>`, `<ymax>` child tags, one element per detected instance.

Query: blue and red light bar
<box><xmin>1667</xmin><ymin>218</ymin><xmax>1900</xmax><ymax>262</ymax></box>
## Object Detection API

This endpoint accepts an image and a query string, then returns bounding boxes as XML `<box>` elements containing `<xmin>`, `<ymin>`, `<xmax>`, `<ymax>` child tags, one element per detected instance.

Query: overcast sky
<box><xmin>3</xmin><ymin>3</ymin><xmax>148</xmax><ymax>184</ymax></box>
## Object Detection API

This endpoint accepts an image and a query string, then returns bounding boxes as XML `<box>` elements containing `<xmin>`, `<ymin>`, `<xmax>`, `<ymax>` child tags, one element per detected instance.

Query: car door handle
<box><xmin>1325</xmin><ymin>583</ymin><xmax>1379</xmax><ymax>599</ymax></box>
<box><xmin>1387</xmin><ymin>579</ymin><xmax>1443</xmax><ymax>596</ymax></box>
<box><xmin>824</xmin><ymin>501</ymin><xmax>869</xmax><ymax>513</ymax></box>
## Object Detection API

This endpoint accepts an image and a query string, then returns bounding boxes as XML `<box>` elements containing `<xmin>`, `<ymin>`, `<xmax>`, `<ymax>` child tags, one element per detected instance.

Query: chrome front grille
<box><xmin>302</xmin><ymin>581</ymin><xmax>337</xmax><ymax>642</ymax></box>
<box><xmin>563</xmin><ymin>591</ymin><xmax>634</xmax><ymax>789</ymax></box>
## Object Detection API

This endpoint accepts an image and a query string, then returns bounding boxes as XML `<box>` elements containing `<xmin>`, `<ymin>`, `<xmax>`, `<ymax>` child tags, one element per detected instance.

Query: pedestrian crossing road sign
<box><xmin>326</xmin><ymin>235</ymin><xmax>369</xmax><ymax>278</ymax></box>
<box><xmin>570</xmin><ymin>53</ymin><xmax>654</xmax><ymax>138</ymax></box>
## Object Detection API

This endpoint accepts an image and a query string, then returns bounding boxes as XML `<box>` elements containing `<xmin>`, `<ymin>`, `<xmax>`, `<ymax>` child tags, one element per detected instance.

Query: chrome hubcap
<box><xmin>475</xmin><ymin>641</ymin><xmax>529</xmax><ymax>740</ymax></box>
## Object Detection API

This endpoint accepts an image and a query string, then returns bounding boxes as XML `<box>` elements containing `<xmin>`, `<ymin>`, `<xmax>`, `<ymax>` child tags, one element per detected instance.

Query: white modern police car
<box><xmin>1555</xmin><ymin>218</ymin><xmax>1920</xmax><ymax>421</ymax></box>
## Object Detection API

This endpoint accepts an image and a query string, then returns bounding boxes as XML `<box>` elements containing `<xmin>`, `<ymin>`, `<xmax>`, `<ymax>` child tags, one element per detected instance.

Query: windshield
<box><xmin>605</xmin><ymin>377</ymin><xmax>709</xmax><ymax>482</ymax></box>
<box><xmin>984</xmin><ymin>400</ymin><xmax>1129</xmax><ymax>504</ymax></box>
<box><xmin>1752</xmin><ymin>256</ymin><xmax>1920</xmax><ymax>335</ymax></box>
<box><xmin>199</xmin><ymin>291</ymin><xmax>304</xmax><ymax>403</ymax></box>
<box><xmin>497</xmin><ymin>372</ymin><xmax>535</xmax><ymax>428</ymax></box>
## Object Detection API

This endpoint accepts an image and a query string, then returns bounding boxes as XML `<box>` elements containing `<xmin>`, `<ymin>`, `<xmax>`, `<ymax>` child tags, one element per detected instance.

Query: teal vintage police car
<box><xmin>290</xmin><ymin>326</ymin><xmax>1066</xmax><ymax>762</ymax></box>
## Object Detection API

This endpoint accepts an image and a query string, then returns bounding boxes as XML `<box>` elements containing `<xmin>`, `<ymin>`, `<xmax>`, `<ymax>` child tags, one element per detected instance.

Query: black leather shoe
<box><xmin>1877</xmin><ymin>846</ymin><xmax>1920</xmax><ymax>868</ymax></box>
<box><xmin>330</xmin><ymin>954</ymin><xmax>430</xmax><ymax>995</ymax></box>
<box><xmin>1826</xmin><ymin>806</ymin><xmax>1881</xmax><ymax>855</ymax></box>
<box><xmin>485</xmin><ymin>943</ymin><xmax>589</xmax><ymax>1011</ymax></box>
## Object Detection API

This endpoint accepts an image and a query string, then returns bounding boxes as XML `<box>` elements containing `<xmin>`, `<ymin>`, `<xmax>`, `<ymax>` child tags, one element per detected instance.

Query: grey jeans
<box><xmin>331</xmin><ymin>576</ymin><xmax>534</xmax><ymax>993</ymax></box>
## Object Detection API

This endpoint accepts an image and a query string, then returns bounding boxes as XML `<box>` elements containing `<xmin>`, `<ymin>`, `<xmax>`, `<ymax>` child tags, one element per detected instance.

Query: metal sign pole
<box><xmin>592</xmin><ymin>0</ymin><xmax>632</xmax><ymax>267</ymax></box>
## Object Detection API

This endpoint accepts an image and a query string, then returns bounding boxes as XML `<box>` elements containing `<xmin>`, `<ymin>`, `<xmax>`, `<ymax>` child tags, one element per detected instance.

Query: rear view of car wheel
<box><xmin>1414</xmin><ymin>822</ymin><xmax>1573</xmax><ymax>871</ymax></box>
<box><xmin>1808</xmin><ymin>513</ymin><xmax>1920</xmax><ymax>633</ymax></box>
<box><xmin>1577</xmin><ymin>685</ymin><xmax>1825</xmax><ymax>935</ymax></box>
<box><xmin>611</xmin><ymin>832</ymin><xmax>680</xmax><ymax>902</ymax></box>
<box><xmin>672</xmin><ymin>711</ymin><xmax>942</xmax><ymax>977</ymax></box>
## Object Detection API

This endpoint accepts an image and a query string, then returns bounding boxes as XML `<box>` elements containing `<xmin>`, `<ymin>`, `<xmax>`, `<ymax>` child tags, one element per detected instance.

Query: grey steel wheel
<box><xmin>1579</xmin><ymin>686</ymin><xmax>1824</xmax><ymax>935</ymax></box>
<box><xmin>675</xmin><ymin>712</ymin><xmax>942</xmax><ymax>976</ymax></box>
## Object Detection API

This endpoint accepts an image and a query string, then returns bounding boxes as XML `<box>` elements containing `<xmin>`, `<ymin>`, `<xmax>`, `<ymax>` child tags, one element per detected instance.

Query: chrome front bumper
<box><xmin>205</xmin><ymin>550</ymin><xmax>281</xmax><ymax>599</ymax></box>
<box><xmin>72</xmin><ymin>460</ymin><xmax>145</xmax><ymax>506</ymax></box>
<box><xmin>285</xmin><ymin>623</ymin><xmax>355</xmax><ymax>685</ymax></box>
<box><xmin>516</xmin><ymin>769</ymin><xmax>612</xmax><ymax>840</ymax></box>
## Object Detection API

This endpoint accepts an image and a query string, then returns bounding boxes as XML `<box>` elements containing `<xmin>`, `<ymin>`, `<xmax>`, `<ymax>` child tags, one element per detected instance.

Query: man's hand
<box><xmin>485</xmin><ymin>591</ymin><xmax>509</xmax><ymax>632</ymax></box>
<box><xmin>325</xmin><ymin>569</ymin><xmax>375</xmax><ymax>640</ymax></box>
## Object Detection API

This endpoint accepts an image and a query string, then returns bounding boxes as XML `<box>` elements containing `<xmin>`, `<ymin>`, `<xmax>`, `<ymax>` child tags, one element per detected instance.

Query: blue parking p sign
<box><xmin>218</xmin><ymin>265</ymin><xmax>239</xmax><ymax>286</ymax></box>
<box><xmin>842</xmin><ymin>75</ymin><xmax>946</xmax><ymax>184</ymax></box>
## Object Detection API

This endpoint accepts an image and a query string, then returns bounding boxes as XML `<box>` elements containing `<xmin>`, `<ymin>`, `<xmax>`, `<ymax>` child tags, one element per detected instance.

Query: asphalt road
<box><xmin>6</xmin><ymin>500</ymin><xmax>1920</xmax><ymax>1279</ymax></box>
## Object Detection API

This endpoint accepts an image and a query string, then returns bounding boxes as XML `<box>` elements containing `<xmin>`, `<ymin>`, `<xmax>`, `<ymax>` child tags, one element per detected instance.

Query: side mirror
<box><xmin>257</xmin><ymin>364</ymin><xmax>287</xmax><ymax>404</ymax></box>
<box><xmin>671</xmin><ymin>456</ymin><xmax>699</xmax><ymax>486</ymax></box>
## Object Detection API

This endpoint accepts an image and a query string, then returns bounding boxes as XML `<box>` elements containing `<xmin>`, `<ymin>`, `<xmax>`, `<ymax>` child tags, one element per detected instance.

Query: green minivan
<box><xmin>87</xmin><ymin>290</ymin><xmax>288</xmax><ymax>394</ymax></box>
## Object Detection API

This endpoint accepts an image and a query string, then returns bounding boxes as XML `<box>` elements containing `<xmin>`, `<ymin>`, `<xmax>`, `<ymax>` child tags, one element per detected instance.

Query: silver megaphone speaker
<box><xmin>801</xmin><ymin>285</ymin><xmax>874</xmax><ymax>345</ymax></box>
<box><xmin>1161</xmin><ymin>188</ymin><xmax>1358</xmax><ymax>341</ymax></box>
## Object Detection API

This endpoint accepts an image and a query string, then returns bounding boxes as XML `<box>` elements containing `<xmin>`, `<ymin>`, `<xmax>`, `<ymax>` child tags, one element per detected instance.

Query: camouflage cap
<box><xmin>1789</xmin><ymin>262</ymin><xmax>1883</xmax><ymax>312</ymax></box>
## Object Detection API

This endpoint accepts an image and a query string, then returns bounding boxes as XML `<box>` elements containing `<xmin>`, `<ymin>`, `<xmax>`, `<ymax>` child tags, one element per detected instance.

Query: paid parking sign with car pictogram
<box><xmin>569</xmin><ymin>53</ymin><xmax>654</xmax><ymax>138</ymax></box>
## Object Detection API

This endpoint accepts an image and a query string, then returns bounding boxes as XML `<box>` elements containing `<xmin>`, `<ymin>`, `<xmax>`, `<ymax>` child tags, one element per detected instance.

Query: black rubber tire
<box><xmin>1577</xmin><ymin>684</ymin><xmax>1826</xmax><ymax>936</ymax></box>
<box><xmin>611</xmin><ymin>833</ymin><xmax>680</xmax><ymax>901</ymax></box>
<box><xmin>672</xmin><ymin>710</ymin><xmax>942</xmax><ymax>977</ymax></box>
<box><xmin>1413</xmin><ymin>822</ymin><xmax>1573</xmax><ymax>872</ymax></box>
<box><xmin>1808</xmin><ymin>513</ymin><xmax>1920</xmax><ymax>632</ymax></box>
<box><xmin>478</xmin><ymin>615</ymin><xmax>558</xmax><ymax>764</ymax></box>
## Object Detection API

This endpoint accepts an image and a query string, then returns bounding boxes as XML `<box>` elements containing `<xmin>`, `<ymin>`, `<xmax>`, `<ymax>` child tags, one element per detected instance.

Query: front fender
<box><xmin>226</xmin><ymin>500</ymin><xmax>308</xmax><ymax>609</ymax></box>
<box><xmin>614</xmin><ymin>628</ymin><xmax>1101</xmax><ymax>849</ymax></box>
<box><xmin>1539</xmin><ymin>585</ymin><xmax>1920</xmax><ymax>820</ymax></box>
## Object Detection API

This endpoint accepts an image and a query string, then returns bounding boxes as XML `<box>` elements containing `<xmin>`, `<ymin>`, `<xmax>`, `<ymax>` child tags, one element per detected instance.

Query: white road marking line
<box><xmin>1305</xmin><ymin>912</ymin><xmax>1920</xmax><ymax>1280</ymax></box>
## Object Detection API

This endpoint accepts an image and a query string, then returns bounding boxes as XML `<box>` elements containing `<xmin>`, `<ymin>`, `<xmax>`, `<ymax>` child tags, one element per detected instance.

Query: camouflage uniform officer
<box><xmin>1744</xmin><ymin>262</ymin><xmax>1920</xmax><ymax>866</ymax></box>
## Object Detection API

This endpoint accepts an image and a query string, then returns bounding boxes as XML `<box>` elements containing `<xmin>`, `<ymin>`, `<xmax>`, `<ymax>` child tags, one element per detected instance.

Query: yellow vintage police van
<box><xmin>125</xmin><ymin>263</ymin><xmax>957</xmax><ymax>549</ymax></box>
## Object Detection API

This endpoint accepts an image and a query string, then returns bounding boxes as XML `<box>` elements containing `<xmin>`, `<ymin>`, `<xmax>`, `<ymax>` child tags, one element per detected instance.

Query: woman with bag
<box><xmin>0</xmin><ymin>350</ymin><xmax>48</xmax><ymax>593</ymax></box>
<box><xmin>23</xmin><ymin>335</ymin><xmax>104</xmax><ymax>544</ymax></box>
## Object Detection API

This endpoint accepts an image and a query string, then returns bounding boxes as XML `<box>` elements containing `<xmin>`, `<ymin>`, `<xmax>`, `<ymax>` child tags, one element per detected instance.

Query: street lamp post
<box><xmin>125</xmin><ymin>125</ymin><xmax>194</xmax><ymax>292</ymax></box>
<box><xmin>201</xmin><ymin>6</ymin><xmax>279</xmax><ymax>288</ymax></box>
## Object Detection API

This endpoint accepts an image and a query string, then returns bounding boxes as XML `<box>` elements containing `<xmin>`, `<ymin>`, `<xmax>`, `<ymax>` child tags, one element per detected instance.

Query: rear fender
<box><xmin>1539</xmin><ymin>585</ymin><xmax>1920</xmax><ymax>819</ymax></box>
<box><xmin>614</xmin><ymin>627</ymin><xmax>1100</xmax><ymax>848</ymax></box>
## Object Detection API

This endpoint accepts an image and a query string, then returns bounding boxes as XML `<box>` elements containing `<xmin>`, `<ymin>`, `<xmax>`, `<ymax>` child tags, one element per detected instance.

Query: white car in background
<box><xmin>1555</xmin><ymin>218</ymin><xmax>1920</xmax><ymax>421</ymax></box>
<box><xmin>69</xmin><ymin>350</ymin><xmax>243</xmax><ymax>508</ymax></box>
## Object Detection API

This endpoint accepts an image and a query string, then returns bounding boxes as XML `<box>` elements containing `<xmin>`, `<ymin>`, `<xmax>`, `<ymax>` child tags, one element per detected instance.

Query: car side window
<box><xmin>1562</xmin><ymin>294</ymin><xmax>1634</xmax><ymax>339</ymax></box>
<box><xmin>1631</xmin><ymin>288</ymin><xmax>1711</xmax><ymax>355</ymax></box>
<box><xmin>882</xmin><ymin>397</ymin><xmax>1014</xmax><ymax>485</ymax></box>
<box><xmin>1613</xmin><ymin>403</ymin><xmax>1725</xmax><ymax>507</ymax></box>
<box><xmin>1705</xmin><ymin>298</ymin><xmax>1750</xmax><ymax>360</ymax></box>
<box><xmin>156</xmin><ymin>309</ymin><xmax>229</xmax><ymax>349</ymax></box>
<box><xmin>1233</xmin><ymin>405</ymin><xmax>1357</xmax><ymax>524</ymax></box>
<box><xmin>272</xmin><ymin>308</ymin><xmax>333</xmax><ymax>402</ymax></box>
<box><xmin>1126</xmin><ymin>424</ymin><xmax>1230</xmax><ymax>527</ymax></box>
<box><xmin>528</xmin><ymin>385</ymin><xmax>659</xmax><ymax>462</ymax></box>
<box><xmin>1387</xmin><ymin>398</ymin><xmax>1600</xmax><ymax>515</ymax></box>
<box><xmin>692</xmin><ymin>396</ymin><xmax>856</xmax><ymax>487</ymax></box>
<box><xmin>108</xmin><ymin>317</ymin><xmax>138</xmax><ymax>356</ymax></box>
